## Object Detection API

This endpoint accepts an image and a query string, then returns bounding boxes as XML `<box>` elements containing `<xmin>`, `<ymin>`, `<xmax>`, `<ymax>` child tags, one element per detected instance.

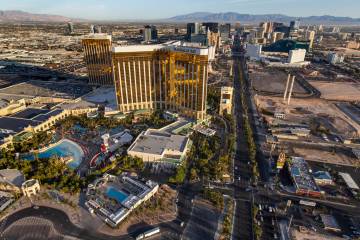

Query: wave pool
<box><xmin>24</xmin><ymin>139</ymin><xmax>84</xmax><ymax>169</ymax></box>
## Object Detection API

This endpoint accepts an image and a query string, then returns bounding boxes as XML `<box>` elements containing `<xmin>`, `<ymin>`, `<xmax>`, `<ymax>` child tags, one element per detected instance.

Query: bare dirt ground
<box><xmin>251</xmin><ymin>70</ymin><xmax>307</xmax><ymax>94</ymax></box>
<box><xmin>291</xmin><ymin>228</ymin><xmax>343</xmax><ymax>240</ymax></box>
<box><xmin>309</xmin><ymin>81</ymin><xmax>360</xmax><ymax>101</ymax></box>
<box><xmin>292</xmin><ymin>147</ymin><xmax>357</xmax><ymax>166</ymax></box>
<box><xmin>255</xmin><ymin>95</ymin><xmax>360</xmax><ymax>136</ymax></box>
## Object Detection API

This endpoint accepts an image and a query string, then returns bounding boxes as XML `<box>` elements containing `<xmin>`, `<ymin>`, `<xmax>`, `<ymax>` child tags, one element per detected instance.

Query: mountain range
<box><xmin>0</xmin><ymin>10</ymin><xmax>75</xmax><ymax>22</ymax></box>
<box><xmin>167</xmin><ymin>12</ymin><xmax>360</xmax><ymax>25</ymax></box>
<box><xmin>0</xmin><ymin>10</ymin><xmax>359</xmax><ymax>25</ymax></box>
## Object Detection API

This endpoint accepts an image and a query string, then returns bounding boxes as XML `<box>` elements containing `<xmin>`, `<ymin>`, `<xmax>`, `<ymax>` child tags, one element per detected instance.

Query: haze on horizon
<box><xmin>1</xmin><ymin>0</ymin><xmax>359</xmax><ymax>21</ymax></box>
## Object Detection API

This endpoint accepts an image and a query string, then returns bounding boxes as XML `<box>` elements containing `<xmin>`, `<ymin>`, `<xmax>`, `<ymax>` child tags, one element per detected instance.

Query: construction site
<box><xmin>253</xmin><ymin>64</ymin><xmax>360</xmax><ymax>170</ymax></box>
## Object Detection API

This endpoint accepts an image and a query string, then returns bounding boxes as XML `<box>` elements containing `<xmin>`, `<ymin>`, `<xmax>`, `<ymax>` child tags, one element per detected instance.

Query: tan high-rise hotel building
<box><xmin>82</xmin><ymin>34</ymin><xmax>113</xmax><ymax>85</ymax></box>
<box><xmin>83</xmin><ymin>36</ymin><xmax>210</xmax><ymax>121</ymax></box>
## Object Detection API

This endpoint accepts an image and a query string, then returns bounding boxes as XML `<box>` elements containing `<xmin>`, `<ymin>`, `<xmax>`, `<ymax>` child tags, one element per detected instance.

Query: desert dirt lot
<box><xmin>292</xmin><ymin>147</ymin><xmax>357</xmax><ymax>166</ymax></box>
<box><xmin>251</xmin><ymin>70</ymin><xmax>307</xmax><ymax>94</ymax></box>
<box><xmin>291</xmin><ymin>228</ymin><xmax>343</xmax><ymax>240</ymax></box>
<box><xmin>309</xmin><ymin>81</ymin><xmax>360</xmax><ymax>101</ymax></box>
<box><xmin>255</xmin><ymin>95</ymin><xmax>360</xmax><ymax>136</ymax></box>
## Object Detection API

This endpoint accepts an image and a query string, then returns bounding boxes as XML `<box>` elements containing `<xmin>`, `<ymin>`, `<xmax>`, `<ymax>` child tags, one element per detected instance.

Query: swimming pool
<box><xmin>23</xmin><ymin>139</ymin><xmax>84</xmax><ymax>169</ymax></box>
<box><xmin>106</xmin><ymin>186</ymin><xmax>129</xmax><ymax>203</ymax></box>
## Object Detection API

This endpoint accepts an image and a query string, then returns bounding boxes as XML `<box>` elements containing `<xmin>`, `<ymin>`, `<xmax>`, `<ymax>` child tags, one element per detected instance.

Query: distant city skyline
<box><xmin>1</xmin><ymin>0</ymin><xmax>360</xmax><ymax>20</ymax></box>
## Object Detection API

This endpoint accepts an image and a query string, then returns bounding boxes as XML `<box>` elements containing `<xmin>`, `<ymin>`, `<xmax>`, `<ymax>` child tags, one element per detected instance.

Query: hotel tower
<box><xmin>83</xmin><ymin>37</ymin><xmax>211</xmax><ymax>121</ymax></box>
<box><xmin>82</xmin><ymin>34</ymin><xmax>113</xmax><ymax>85</ymax></box>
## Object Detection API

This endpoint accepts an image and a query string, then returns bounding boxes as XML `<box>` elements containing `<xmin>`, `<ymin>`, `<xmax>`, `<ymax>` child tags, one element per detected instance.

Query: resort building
<box><xmin>82</xmin><ymin>34</ymin><xmax>113</xmax><ymax>85</ymax></box>
<box><xmin>127</xmin><ymin>128</ymin><xmax>190</xmax><ymax>164</ymax></box>
<box><xmin>0</xmin><ymin>97</ymin><xmax>98</xmax><ymax>149</ymax></box>
<box><xmin>0</xmin><ymin>106</ymin><xmax>69</xmax><ymax>148</ymax></box>
<box><xmin>101</xmin><ymin>129</ymin><xmax>133</xmax><ymax>153</ymax></box>
<box><xmin>112</xmin><ymin>42</ymin><xmax>210</xmax><ymax>121</ymax></box>
<box><xmin>85</xmin><ymin>173</ymin><xmax>158</xmax><ymax>227</ymax></box>
<box><xmin>21</xmin><ymin>179</ymin><xmax>40</xmax><ymax>197</ymax></box>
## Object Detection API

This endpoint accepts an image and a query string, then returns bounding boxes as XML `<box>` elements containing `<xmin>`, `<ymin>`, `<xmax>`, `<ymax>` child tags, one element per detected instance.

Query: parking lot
<box><xmin>0</xmin><ymin>80</ymin><xmax>93</xmax><ymax>99</ymax></box>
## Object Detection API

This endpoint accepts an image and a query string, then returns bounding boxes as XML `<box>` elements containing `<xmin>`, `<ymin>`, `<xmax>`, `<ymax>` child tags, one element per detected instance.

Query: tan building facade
<box><xmin>219</xmin><ymin>86</ymin><xmax>234</xmax><ymax>115</ymax></box>
<box><xmin>82</xmin><ymin>34</ymin><xmax>113</xmax><ymax>85</ymax></box>
<box><xmin>21</xmin><ymin>179</ymin><xmax>40</xmax><ymax>197</ymax></box>
<box><xmin>112</xmin><ymin>44</ymin><xmax>209</xmax><ymax>120</ymax></box>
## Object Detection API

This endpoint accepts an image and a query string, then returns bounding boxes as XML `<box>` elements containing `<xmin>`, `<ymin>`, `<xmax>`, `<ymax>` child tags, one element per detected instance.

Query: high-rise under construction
<box><xmin>82</xmin><ymin>34</ymin><xmax>113</xmax><ymax>85</ymax></box>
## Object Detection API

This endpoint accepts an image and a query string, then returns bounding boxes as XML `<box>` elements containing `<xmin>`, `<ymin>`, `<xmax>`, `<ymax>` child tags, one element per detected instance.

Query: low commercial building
<box><xmin>245</xmin><ymin>44</ymin><xmax>262</xmax><ymax>60</ymax></box>
<box><xmin>320</xmin><ymin>214</ymin><xmax>341</xmax><ymax>232</ymax></box>
<box><xmin>21</xmin><ymin>179</ymin><xmax>40</xmax><ymax>197</ymax></box>
<box><xmin>338</xmin><ymin>172</ymin><xmax>359</xmax><ymax>190</ymax></box>
<box><xmin>313</xmin><ymin>171</ymin><xmax>333</xmax><ymax>185</ymax></box>
<box><xmin>290</xmin><ymin>128</ymin><xmax>310</xmax><ymax>137</ymax></box>
<box><xmin>274</xmin><ymin>110</ymin><xmax>285</xmax><ymax>119</ymax></box>
<box><xmin>327</xmin><ymin>52</ymin><xmax>344</xmax><ymax>65</ymax></box>
<box><xmin>127</xmin><ymin>129</ymin><xmax>190</xmax><ymax>164</ymax></box>
<box><xmin>288</xmin><ymin>49</ymin><xmax>306</xmax><ymax>64</ymax></box>
<box><xmin>85</xmin><ymin>173</ymin><xmax>158</xmax><ymax>227</ymax></box>
<box><xmin>287</xmin><ymin>157</ymin><xmax>322</xmax><ymax>197</ymax></box>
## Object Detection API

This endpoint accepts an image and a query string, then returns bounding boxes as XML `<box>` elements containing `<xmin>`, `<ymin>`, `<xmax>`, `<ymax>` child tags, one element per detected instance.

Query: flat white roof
<box><xmin>83</xmin><ymin>34</ymin><xmax>111</xmax><ymax>40</ymax></box>
<box><xmin>339</xmin><ymin>172</ymin><xmax>359</xmax><ymax>190</ymax></box>
<box><xmin>113</xmin><ymin>44</ymin><xmax>164</xmax><ymax>53</ymax></box>
<box><xmin>113</xmin><ymin>42</ymin><xmax>209</xmax><ymax>56</ymax></box>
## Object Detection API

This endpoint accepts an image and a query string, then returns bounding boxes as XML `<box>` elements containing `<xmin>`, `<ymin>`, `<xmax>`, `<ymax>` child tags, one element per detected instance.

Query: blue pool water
<box><xmin>106</xmin><ymin>186</ymin><xmax>129</xmax><ymax>203</ymax></box>
<box><xmin>23</xmin><ymin>139</ymin><xmax>84</xmax><ymax>169</ymax></box>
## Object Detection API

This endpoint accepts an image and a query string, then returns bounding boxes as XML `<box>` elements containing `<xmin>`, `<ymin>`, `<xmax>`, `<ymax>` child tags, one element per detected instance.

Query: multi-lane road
<box><xmin>231</xmin><ymin>40</ymin><xmax>255</xmax><ymax>240</ymax></box>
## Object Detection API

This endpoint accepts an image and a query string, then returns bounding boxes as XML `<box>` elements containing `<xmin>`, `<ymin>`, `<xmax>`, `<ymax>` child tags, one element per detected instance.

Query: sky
<box><xmin>1</xmin><ymin>0</ymin><xmax>360</xmax><ymax>20</ymax></box>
